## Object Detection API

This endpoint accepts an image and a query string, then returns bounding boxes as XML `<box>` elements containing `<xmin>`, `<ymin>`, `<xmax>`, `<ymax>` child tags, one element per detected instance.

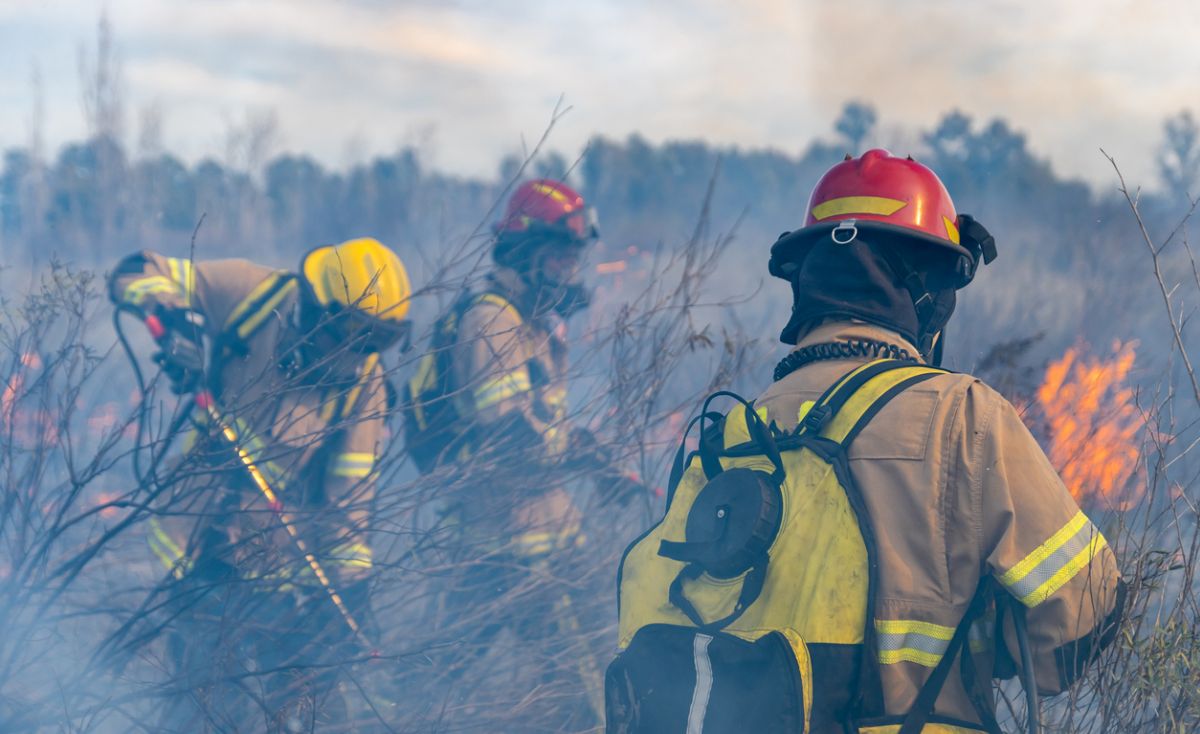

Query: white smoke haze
<box><xmin>1</xmin><ymin>0</ymin><xmax>1198</xmax><ymax>185</ymax></box>
<box><xmin>0</xmin><ymin>4</ymin><xmax>1199</xmax><ymax>732</ymax></box>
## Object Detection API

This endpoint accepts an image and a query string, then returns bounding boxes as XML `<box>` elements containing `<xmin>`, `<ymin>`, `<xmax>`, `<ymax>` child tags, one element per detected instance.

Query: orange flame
<box><xmin>596</xmin><ymin>260</ymin><xmax>628</xmax><ymax>275</ymax></box>
<box><xmin>1035</xmin><ymin>341</ymin><xmax>1141</xmax><ymax>508</ymax></box>
<box><xmin>94</xmin><ymin>492</ymin><xmax>120</xmax><ymax>518</ymax></box>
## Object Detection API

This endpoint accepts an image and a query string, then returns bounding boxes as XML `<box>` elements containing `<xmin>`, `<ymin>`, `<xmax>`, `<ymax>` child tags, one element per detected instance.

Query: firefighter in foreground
<box><xmin>404</xmin><ymin>179</ymin><xmax>623</xmax><ymax>716</ymax></box>
<box><xmin>609</xmin><ymin>150</ymin><xmax>1125</xmax><ymax>733</ymax></box>
<box><xmin>111</xmin><ymin>238</ymin><xmax>410</xmax><ymax>732</ymax></box>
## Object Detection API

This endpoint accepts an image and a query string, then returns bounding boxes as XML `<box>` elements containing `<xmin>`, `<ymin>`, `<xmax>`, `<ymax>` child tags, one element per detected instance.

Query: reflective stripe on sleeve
<box><xmin>329</xmin><ymin>541</ymin><xmax>373</xmax><ymax>570</ymax></box>
<box><xmin>165</xmin><ymin>257</ymin><xmax>196</xmax><ymax>307</ymax></box>
<box><xmin>473</xmin><ymin>369</ymin><xmax>532</xmax><ymax>410</ymax></box>
<box><xmin>875</xmin><ymin>618</ymin><xmax>956</xmax><ymax>667</ymax></box>
<box><xmin>122</xmin><ymin>276</ymin><xmax>180</xmax><ymax>305</ymax></box>
<box><xmin>147</xmin><ymin>518</ymin><xmax>190</xmax><ymax>579</ymax></box>
<box><xmin>512</xmin><ymin>520</ymin><xmax>583</xmax><ymax>558</ymax></box>
<box><xmin>331</xmin><ymin>452</ymin><xmax>376</xmax><ymax>478</ymax></box>
<box><xmin>997</xmin><ymin>510</ymin><xmax>1109</xmax><ymax>607</ymax></box>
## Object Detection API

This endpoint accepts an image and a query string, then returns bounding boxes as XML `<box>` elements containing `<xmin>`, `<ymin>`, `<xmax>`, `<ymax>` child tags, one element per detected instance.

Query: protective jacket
<box><xmin>111</xmin><ymin>251</ymin><xmax>386</xmax><ymax>585</ymax></box>
<box><xmin>436</xmin><ymin>265</ymin><xmax>579</xmax><ymax>557</ymax></box>
<box><xmin>612</xmin><ymin>321</ymin><xmax>1124</xmax><ymax>733</ymax></box>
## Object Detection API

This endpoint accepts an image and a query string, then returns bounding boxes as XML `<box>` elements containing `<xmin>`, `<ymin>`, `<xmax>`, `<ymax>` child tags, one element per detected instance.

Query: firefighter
<box><xmin>110</xmin><ymin>238</ymin><xmax>410</xmax><ymax>732</ymax></box>
<box><xmin>403</xmin><ymin>179</ymin><xmax>621</xmax><ymax>717</ymax></box>
<box><xmin>405</xmin><ymin>179</ymin><xmax>603</xmax><ymax>554</ymax></box>
<box><xmin>609</xmin><ymin>150</ymin><xmax>1125</xmax><ymax>733</ymax></box>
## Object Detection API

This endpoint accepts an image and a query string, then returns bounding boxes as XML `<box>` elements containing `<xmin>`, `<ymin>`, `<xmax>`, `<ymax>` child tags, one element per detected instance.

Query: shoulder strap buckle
<box><xmin>801</xmin><ymin>403</ymin><xmax>832</xmax><ymax>434</ymax></box>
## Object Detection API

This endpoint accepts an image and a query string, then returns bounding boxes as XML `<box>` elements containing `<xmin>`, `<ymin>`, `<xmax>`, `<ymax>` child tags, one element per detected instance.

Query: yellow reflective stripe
<box><xmin>122</xmin><ymin>276</ymin><xmax>179</xmax><ymax>305</ymax></box>
<box><xmin>221</xmin><ymin>271</ymin><xmax>296</xmax><ymax>339</ymax></box>
<box><xmin>476</xmin><ymin>292</ymin><xmax>523</xmax><ymax>327</ymax></box>
<box><xmin>473</xmin><ymin>369</ymin><xmax>532</xmax><ymax>410</ymax></box>
<box><xmin>997</xmin><ymin>510</ymin><xmax>1107</xmax><ymax>607</ymax></box>
<box><xmin>513</xmin><ymin>521</ymin><xmax>581</xmax><ymax>558</ymax></box>
<box><xmin>223</xmin><ymin>272</ymin><xmax>284</xmax><ymax>329</ymax></box>
<box><xmin>330</xmin><ymin>541</ymin><xmax>373</xmax><ymax>569</ymax></box>
<box><xmin>1021</xmin><ymin>534</ymin><xmax>1108</xmax><ymax>607</ymax></box>
<box><xmin>875</xmin><ymin>618</ymin><xmax>956</xmax><ymax>640</ymax></box>
<box><xmin>810</xmin><ymin>195</ymin><xmax>907</xmax><ymax>221</ymax></box>
<box><xmin>999</xmin><ymin>511</ymin><xmax>1089</xmax><ymax>586</ymax></box>
<box><xmin>331</xmin><ymin>452</ymin><xmax>376</xmax><ymax>478</ymax></box>
<box><xmin>341</xmin><ymin>353</ymin><xmax>379</xmax><ymax>418</ymax></box>
<box><xmin>165</xmin><ymin>257</ymin><xmax>196</xmax><ymax>307</ymax></box>
<box><xmin>878</xmin><ymin>647</ymin><xmax>943</xmax><ymax>667</ymax></box>
<box><xmin>318</xmin><ymin>397</ymin><xmax>339</xmax><ymax>423</ymax></box>
<box><xmin>147</xmin><ymin>518</ymin><xmax>189</xmax><ymax>579</ymax></box>
<box><xmin>875</xmin><ymin>618</ymin><xmax>956</xmax><ymax>667</ymax></box>
<box><xmin>514</xmin><ymin>531</ymin><xmax>554</xmax><ymax>557</ymax></box>
<box><xmin>236</xmin><ymin>279</ymin><xmax>297</xmax><ymax>340</ymax></box>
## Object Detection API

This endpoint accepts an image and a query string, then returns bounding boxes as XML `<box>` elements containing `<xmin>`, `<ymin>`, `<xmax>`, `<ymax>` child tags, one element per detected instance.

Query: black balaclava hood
<box><xmin>778</xmin><ymin>234</ymin><xmax>957</xmax><ymax>354</ymax></box>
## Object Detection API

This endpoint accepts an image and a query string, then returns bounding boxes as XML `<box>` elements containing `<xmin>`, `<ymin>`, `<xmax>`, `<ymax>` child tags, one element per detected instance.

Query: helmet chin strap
<box><xmin>924</xmin><ymin>330</ymin><xmax>944</xmax><ymax>367</ymax></box>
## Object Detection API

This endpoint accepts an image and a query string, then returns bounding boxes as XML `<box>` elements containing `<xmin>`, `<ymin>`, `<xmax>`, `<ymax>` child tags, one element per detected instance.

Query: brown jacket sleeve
<box><xmin>108</xmin><ymin>250</ymin><xmax>275</xmax><ymax>334</ymax></box>
<box><xmin>969</xmin><ymin>382</ymin><xmax>1125</xmax><ymax>693</ymax></box>
<box><xmin>451</xmin><ymin>299</ymin><xmax>551</xmax><ymax>453</ymax></box>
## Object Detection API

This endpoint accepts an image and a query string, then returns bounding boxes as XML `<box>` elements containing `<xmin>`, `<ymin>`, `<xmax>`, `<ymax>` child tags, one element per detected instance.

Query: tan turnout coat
<box><xmin>751</xmin><ymin>320</ymin><xmax>1124</xmax><ymax>725</ymax></box>
<box><xmin>446</xmin><ymin>266</ymin><xmax>580</xmax><ymax>556</ymax></box>
<box><xmin>110</xmin><ymin>251</ymin><xmax>387</xmax><ymax>584</ymax></box>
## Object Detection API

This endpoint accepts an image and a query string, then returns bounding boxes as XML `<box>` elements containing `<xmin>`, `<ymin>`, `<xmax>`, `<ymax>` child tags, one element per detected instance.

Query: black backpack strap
<box><xmin>897</xmin><ymin>581</ymin><xmax>992</xmax><ymax>734</ymax></box>
<box><xmin>796</xmin><ymin>360</ymin><xmax>950</xmax><ymax>721</ymax></box>
<box><xmin>797</xmin><ymin>358</ymin><xmax>922</xmax><ymax>436</ymax></box>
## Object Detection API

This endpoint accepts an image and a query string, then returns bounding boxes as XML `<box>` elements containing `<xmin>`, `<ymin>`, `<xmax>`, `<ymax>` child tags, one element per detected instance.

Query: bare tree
<box><xmin>1158</xmin><ymin>110</ymin><xmax>1200</xmax><ymax>202</ymax></box>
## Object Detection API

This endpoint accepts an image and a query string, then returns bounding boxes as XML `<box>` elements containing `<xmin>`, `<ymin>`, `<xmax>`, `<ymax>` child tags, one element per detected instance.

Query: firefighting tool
<box><xmin>609</xmin><ymin>360</ymin><xmax>1010</xmax><ymax>733</ymax></box>
<box><xmin>142</xmin><ymin>313</ymin><xmax>376</xmax><ymax>650</ymax></box>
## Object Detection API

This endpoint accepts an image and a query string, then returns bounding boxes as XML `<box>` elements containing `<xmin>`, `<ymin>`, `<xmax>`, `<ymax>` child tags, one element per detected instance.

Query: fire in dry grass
<box><xmin>1035</xmin><ymin>341</ymin><xmax>1141</xmax><ymax>508</ymax></box>
<box><xmin>595</xmin><ymin>260</ymin><xmax>628</xmax><ymax>275</ymax></box>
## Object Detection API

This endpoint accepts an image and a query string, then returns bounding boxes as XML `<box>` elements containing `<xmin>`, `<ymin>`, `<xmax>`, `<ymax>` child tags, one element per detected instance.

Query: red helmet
<box><xmin>493</xmin><ymin>179</ymin><xmax>597</xmax><ymax>269</ymax></box>
<box><xmin>770</xmin><ymin>149</ymin><xmax>968</xmax><ymax>280</ymax></box>
<box><xmin>494</xmin><ymin>179</ymin><xmax>597</xmax><ymax>243</ymax></box>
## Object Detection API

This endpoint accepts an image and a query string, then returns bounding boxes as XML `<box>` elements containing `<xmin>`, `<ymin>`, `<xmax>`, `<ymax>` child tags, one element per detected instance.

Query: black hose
<box><xmin>113</xmin><ymin>305</ymin><xmax>190</xmax><ymax>488</ymax></box>
<box><xmin>1012</xmin><ymin>604</ymin><xmax>1042</xmax><ymax>734</ymax></box>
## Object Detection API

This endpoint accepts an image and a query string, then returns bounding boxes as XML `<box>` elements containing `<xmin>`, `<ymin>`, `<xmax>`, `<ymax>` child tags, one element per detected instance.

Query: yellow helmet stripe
<box><xmin>810</xmin><ymin>196</ymin><xmax>908</xmax><ymax>221</ymax></box>
<box><xmin>942</xmin><ymin>215</ymin><xmax>961</xmax><ymax>244</ymax></box>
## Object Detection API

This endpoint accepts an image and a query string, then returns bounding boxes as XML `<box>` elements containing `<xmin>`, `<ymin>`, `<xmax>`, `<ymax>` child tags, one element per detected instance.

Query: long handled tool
<box><xmin>144</xmin><ymin>314</ymin><xmax>375</xmax><ymax>651</ymax></box>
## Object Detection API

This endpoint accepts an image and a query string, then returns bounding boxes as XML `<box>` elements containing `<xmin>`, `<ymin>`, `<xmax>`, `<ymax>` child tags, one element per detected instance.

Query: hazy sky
<box><xmin>1</xmin><ymin>0</ymin><xmax>1197</xmax><ymax>188</ymax></box>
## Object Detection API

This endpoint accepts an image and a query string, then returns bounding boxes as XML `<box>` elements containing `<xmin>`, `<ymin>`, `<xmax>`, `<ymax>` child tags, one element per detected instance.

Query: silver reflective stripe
<box><xmin>686</xmin><ymin>633</ymin><xmax>714</xmax><ymax>734</ymax></box>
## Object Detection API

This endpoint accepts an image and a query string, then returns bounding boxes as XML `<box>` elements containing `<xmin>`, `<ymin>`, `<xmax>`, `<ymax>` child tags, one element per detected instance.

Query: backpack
<box><xmin>401</xmin><ymin>291</ymin><xmax>519</xmax><ymax>474</ymax></box>
<box><xmin>607</xmin><ymin>360</ymin><xmax>995</xmax><ymax>734</ymax></box>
